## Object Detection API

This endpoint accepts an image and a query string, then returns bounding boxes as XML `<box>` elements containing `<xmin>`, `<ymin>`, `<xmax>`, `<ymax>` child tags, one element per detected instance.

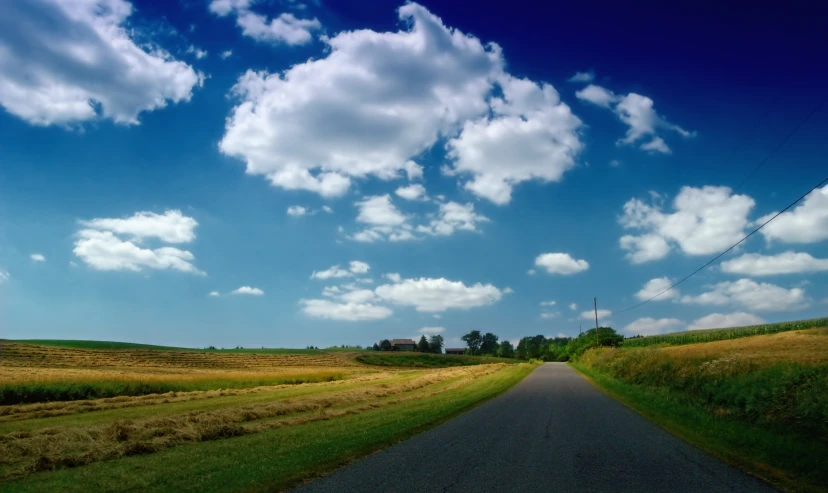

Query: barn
<box><xmin>444</xmin><ymin>348</ymin><xmax>465</xmax><ymax>355</ymax></box>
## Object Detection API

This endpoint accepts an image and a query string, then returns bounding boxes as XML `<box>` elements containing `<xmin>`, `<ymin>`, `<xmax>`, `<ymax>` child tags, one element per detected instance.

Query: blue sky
<box><xmin>1</xmin><ymin>0</ymin><xmax>826</xmax><ymax>348</ymax></box>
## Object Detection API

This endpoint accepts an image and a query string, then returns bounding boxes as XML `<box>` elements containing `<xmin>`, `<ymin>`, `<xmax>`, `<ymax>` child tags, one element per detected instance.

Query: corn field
<box><xmin>622</xmin><ymin>318</ymin><xmax>828</xmax><ymax>348</ymax></box>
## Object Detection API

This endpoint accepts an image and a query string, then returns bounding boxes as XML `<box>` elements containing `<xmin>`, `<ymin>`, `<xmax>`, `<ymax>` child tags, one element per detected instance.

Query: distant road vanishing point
<box><xmin>296</xmin><ymin>363</ymin><xmax>777</xmax><ymax>492</ymax></box>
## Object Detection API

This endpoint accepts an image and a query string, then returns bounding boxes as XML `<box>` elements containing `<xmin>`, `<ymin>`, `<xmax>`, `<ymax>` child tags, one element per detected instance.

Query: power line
<box><xmin>614</xmin><ymin>174</ymin><xmax>828</xmax><ymax>316</ymax></box>
<box><xmin>677</xmin><ymin>96</ymin><xmax>825</xmax><ymax>245</ymax></box>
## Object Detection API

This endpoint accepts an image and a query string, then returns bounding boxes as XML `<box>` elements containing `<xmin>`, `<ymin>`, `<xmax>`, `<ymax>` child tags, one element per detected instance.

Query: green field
<box><xmin>0</xmin><ymin>363</ymin><xmax>534</xmax><ymax>492</ymax></box>
<box><xmin>356</xmin><ymin>352</ymin><xmax>519</xmax><ymax>367</ymax></box>
<box><xmin>621</xmin><ymin>317</ymin><xmax>828</xmax><ymax>348</ymax></box>
<box><xmin>574</xmin><ymin>327</ymin><xmax>828</xmax><ymax>492</ymax></box>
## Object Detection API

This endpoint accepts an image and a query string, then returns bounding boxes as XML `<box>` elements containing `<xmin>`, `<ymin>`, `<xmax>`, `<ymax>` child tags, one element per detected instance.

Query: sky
<box><xmin>1</xmin><ymin>0</ymin><xmax>827</xmax><ymax>348</ymax></box>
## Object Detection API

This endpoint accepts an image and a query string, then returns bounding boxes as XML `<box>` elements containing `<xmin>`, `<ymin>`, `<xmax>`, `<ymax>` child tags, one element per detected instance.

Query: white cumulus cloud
<box><xmin>534</xmin><ymin>253</ymin><xmax>589</xmax><ymax>275</ymax></box>
<box><xmin>580</xmin><ymin>309</ymin><xmax>612</xmax><ymax>322</ymax></box>
<box><xmin>681</xmin><ymin>279</ymin><xmax>808</xmax><ymax>312</ymax></box>
<box><xmin>0</xmin><ymin>0</ymin><xmax>203</xmax><ymax>126</ymax></box>
<box><xmin>395</xmin><ymin>184</ymin><xmax>428</xmax><ymax>201</ymax></box>
<box><xmin>208</xmin><ymin>291</ymin><xmax>220</xmax><ymax>297</ymax></box>
<box><xmin>688</xmin><ymin>312</ymin><xmax>765</xmax><ymax>330</ymax></box>
<box><xmin>568</xmin><ymin>71</ymin><xmax>594</xmax><ymax>83</ymax></box>
<box><xmin>576</xmin><ymin>85</ymin><xmax>693</xmax><ymax>154</ymax></box>
<box><xmin>80</xmin><ymin>210</ymin><xmax>198</xmax><ymax>244</ymax></box>
<box><xmin>232</xmin><ymin>286</ymin><xmax>264</xmax><ymax>295</ymax></box>
<box><xmin>311</xmin><ymin>265</ymin><xmax>352</xmax><ymax>280</ymax></box>
<box><xmin>757</xmin><ymin>185</ymin><xmax>828</xmax><ymax>244</ymax></box>
<box><xmin>623</xmin><ymin>317</ymin><xmax>684</xmax><ymax>336</ymax></box>
<box><xmin>418</xmin><ymin>326</ymin><xmax>445</xmax><ymax>334</ymax></box>
<box><xmin>619</xmin><ymin>186</ymin><xmax>755</xmax><ymax>262</ymax></box>
<box><xmin>209</xmin><ymin>0</ymin><xmax>320</xmax><ymax>45</ymax></box>
<box><xmin>635</xmin><ymin>277</ymin><xmax>679</xmax><ymax>301</ymax></box>
<box><xmin>416</xmin><ymin>202</ymin><xmax>488</xmax><ymax>237</ymax></box>
<box><xmin>30</xmin><ymin>253</ymin><xmax>46</xmax><ymax>262</ymax></box>
<box><xmin>375</xmin><ymin>277</ymin><xmax>503</xmax><ymax>312</ymax></box>
<box><xmin>349</xmin><ymin>261</ymin><xmax>370</xmax><ymax>274</ymax></box>
<box><xmin>301</xmin><ymin>299</ymin><xmax>392</xmax><ymax>321</ymax></box>
<box><xmin>721</xmin><ymin>251</ymin><xmax>828</xmax><ymax>276</ymax></box>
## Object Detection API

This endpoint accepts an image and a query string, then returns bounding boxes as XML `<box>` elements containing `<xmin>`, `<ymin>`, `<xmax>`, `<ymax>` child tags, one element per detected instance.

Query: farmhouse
<box><xmin>390</xmin><ymin>339</ymin><xmax>416</xmax><ymax>351</ymax></box>
<box><xmin>445</xmin><ymin>348</ymin><xmax>465</xmax><ymax>355</ymax></box>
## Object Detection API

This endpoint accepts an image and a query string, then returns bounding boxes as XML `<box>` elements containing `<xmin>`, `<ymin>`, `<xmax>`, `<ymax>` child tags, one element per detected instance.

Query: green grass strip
<box><xmin>570</xmin><ymin>363</ymin><xmax>828</xmax><ymax>493</ymax></box>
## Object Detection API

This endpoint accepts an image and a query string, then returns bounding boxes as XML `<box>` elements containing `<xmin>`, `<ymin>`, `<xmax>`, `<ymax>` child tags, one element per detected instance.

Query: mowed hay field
<box><xmin>574</xmin><ymin>327</ymin><xmax>828</xmax><ymax>492</ymax></box>
<box><xmin>0</xmin><ymin>342</ymin><xmax>534</xmax><ymax>492</ymax></box>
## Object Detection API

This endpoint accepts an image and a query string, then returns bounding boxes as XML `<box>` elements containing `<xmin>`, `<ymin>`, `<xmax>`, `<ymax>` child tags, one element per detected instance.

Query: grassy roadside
<box><xmin>570</xmin><ymin>362</ymin><xmax>828</xmax><ymax>493</ymax></box>
<box><xmin>3</xmin><ymin>364</ymin><xmax>536</xmax><ymax>492</ymax></box>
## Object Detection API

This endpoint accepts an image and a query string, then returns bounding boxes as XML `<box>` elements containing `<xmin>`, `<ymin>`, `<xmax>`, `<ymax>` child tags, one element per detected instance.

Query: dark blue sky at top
<box><xmin>0</xmin><ymin>0</ymin><xmax>826</xmax><ymax>347</ymax></box>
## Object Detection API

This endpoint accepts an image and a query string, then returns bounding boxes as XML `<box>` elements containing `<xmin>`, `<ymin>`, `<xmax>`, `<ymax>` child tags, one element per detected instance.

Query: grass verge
<box><xmin>0</xmin><ymin>372</ymin><xmax>346</xmax><ymax>405</ymax></box>
<box><xmin>2</xmin><ymin>364</ymin><xmax>535</xmax><ymax>492</ymax></box>
<box><xmin>571</xmin><ymin>362</ymin><xmax>828</xmax><ymax>493</ymax></box>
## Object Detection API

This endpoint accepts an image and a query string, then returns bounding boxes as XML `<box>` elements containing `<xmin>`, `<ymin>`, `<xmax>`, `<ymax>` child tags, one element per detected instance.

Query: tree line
<box><xmin>368</xmin><ymin>326</ymin><xmax>625</xmax><ymax>360</ymax></box>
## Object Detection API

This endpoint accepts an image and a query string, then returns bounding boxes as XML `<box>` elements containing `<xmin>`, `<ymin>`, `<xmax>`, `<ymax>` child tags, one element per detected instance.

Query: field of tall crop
<box><xmin>0</xmin><ymin>341</ymin><xmax>532</xmax><ymax>492</ymax></box>
<box><xmin>622</xmin><ymin>317</ymin><xmax>828</xmax><ymax>348</ymax></box>
<box><xmin>574</xmin><ymin>326</ymin><xmax>828</xmax><ymax>492</ymax></box>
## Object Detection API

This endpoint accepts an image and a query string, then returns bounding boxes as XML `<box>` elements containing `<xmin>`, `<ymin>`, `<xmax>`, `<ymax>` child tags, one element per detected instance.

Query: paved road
<box><xmin>296</xmin><ymin>363</ymin><xmax>777</xmax><ymax>492</ymax></box>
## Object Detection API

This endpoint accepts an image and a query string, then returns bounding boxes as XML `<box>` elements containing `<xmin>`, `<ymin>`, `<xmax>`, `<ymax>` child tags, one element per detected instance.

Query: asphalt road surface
<box><xmin>296</xmin><ymin>363</ymin><xmax>777</xmax><ymax>493</ymax></box>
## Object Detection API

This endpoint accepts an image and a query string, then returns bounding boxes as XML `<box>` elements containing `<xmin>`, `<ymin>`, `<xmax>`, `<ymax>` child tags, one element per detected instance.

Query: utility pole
<box><xmin>594</xmin><ymin>297</ymin><xmax>599</xmax><ymax>347</ymax></box>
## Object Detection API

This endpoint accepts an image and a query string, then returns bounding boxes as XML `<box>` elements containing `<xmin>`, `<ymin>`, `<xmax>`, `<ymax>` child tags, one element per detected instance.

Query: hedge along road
<box><xmin>295</xmin><ymin>363</ymin><xmax>777</xmax><ymax>493</ymax></box>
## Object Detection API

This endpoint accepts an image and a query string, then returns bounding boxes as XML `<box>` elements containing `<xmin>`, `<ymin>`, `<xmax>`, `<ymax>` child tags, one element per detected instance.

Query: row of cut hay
<box><xmin>0</xmin><ymin>369</ymin><xmax>351</xmax><ymax>406</ymax></box>
<box><xmin>0</xmin><ymin>364</ymin><xmax>505</xmax><ymax>479</ymax></box>
<box><xmin>0</xmin><ymin>344</ymin><xmax>356</xmax><ymax>369</ymax></box>
<box><xmin>0</xmin><ymin>372</ymin><xmax>395</xmax><ymax>424</ymax></box>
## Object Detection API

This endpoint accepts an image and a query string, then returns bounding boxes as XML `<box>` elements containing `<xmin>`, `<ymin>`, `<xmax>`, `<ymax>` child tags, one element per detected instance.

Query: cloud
<box><xmin>311</xmin><ymin>265</ymin><xmax>352</xmax><ymax>280</ymax></box>
<box><xmin>418</xmin><ymin>326</ymin><xmax>445</xmax><ymax>334</ymax></box>
<box><xmin>416</xmin><ymin>202</ymin><xmax>488</xmax><ymax>237</ymax></box>
<box><xmin>186</xmin><ymin>45</ymin><xmax>208</xmax><ymax>59</ymax></box>
<box><xmin>301</xmin><ymin>299</ymin><xmax>392</xmax><ymax>321</ymax></box>
<box><xmin>445</xmin><ymin>75</ymin><xmax>582</xmax><ymax>204</ymax></box>
<box><xmin>757</xmin><ymin>185</ymin><xmax>828</xmax><ymax>244</ymax></box>
<box><xmin>80</xmin><ymin>210</ymin><xmax>198</xmax><ymax>244</ymax></box>
<box><xmin>541</xmin><ymin>312</ymin><xmax>559</xmax><ymax>319</ymax></box>
<box><xmin>209</xmin><ymin>0</ymin><xmax>320</xmax><ymax>45</ymax></box>
<box><xmin>30</xmin><ymin>253</ymin><xmax>46</xmax><ymax>262</ymax></box>
<box><xmin>356</xmin><ymin>195</ymin><xmax>407</xmax><ymax>226</ymax></box>
<box><xmin>375</xmin><ymin>277</ymin><xmax>503</xmax><ymax>312</ymax></box>
<box><xmin>0</xmin><ymin>270</ymin><xmax>9</xmax><ymax>284</ymax></box>
<box><xmin>569</xmin><ymin>303</ymin><xmax>578</xmax><ymax>311</ymax></box>
<box><xmin>609</xmin><ymin>160</ymin><xmax>621</xmax><ymax>167</ymax></box>
<box><xmin>681</xmin><ymin>279</ymin><xmax>808</xmax><ymax>312</ymax></box>
<box><xmin>220</xmin><ymin>50</ymin><xmax>233</xmax><ymax>60</ymax></box>
<box><xmin>721</xmin><ymin>251</ymin><xmax>828</xmax><ymax>276</ymax></box>
<box><xmin>0</xmin><ymin>0</ymin><xmax>203</xmax><ymax>126</ymax></box>
<box><xmin>527</xmin><ymin>269</ymin><xmax>536</xmax><ymax>275</ymax></box>
<box><xmin>568</xmin><ymin>71</ymin><xmax>594</xmax><ymax>83</ymax></box>
<box><xmin>580</xmin><ymin>309</ymin><xmax>612</xmax><ymax>321</ymax></box>
<box><xmin>623</xmin><ymin>317</ymin><xmax>684</xmax><ymax>336</ymax></box>
<box><xmin>73</xmin><ymin>230</ymin><xmax>202</xmax><ymax>274</ymax></box>
<box><xmin>208</xmin><ymin>291</ymin><xmax>220</xmax><ymax>297</ymax></box>
<box><xmin>287</xmin><ymin>205</ymin><xmax>308</xmax><ymax>217</ymax></box>
<box><xmin>384</xmin><ymin>273</ymin><xmax>402</xmax><ymax>283</ymax></box>
<box><xmin>322</xmin><ymin>206</ymin><xmax>333</xmax><ymax>213</ymax></box>
<box><xmin>576</xmin><ymin>85</ymin><xmax>693</xmax><ymax>153</ymax></box>
<box><xmin>635</xmin><ymin>277</ymin><xmax>679</xmax><ymax>301</ymax></box>
<box><xmin>575</xmin><ymin>84</ymin><xmax>616</xmax><ymax>108</ymax></box>
<box><xmin>232</xmin><ymin>286</ymin><xmax>264</xmax><ymax>295</ymax></box>
<box><xmin>688</xmin><ymin>312</ymin><xmax>765</xmax><ymax>330</ymax></box>
<box><xmin>619</xmin><ymin>186</ymin><xmax>755</xmax><ymax>262</ymax></box>
<box><xmin>338</xmin><ymin>289</ymin><xmax>377</xmax><ymax>304</ymax></box>
<box><xmin>540</xmin><ymin>300</ymin><xmax>557</xmax><ymax>306</ymax></box>
<box><xmin>218</xmin><ymin>4</ymin><xmax>581</xmax><ymax>204</ymax></box>
<box><xmin>395</xmin><ymin>184</ymin><xmax>428</xmax><ymax>201</ymax></box>
<box><xmin>534</xmin><ymin>253</ymin><xmax>589</xmax><ymax>275</ymax></box>
<box><xmin>349</xmin><ymin>261</ymin><xmax>370</xmax><ymax>274</ymax></box>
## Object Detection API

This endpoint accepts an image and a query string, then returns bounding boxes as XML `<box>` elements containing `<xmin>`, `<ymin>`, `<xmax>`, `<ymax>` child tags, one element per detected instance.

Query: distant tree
<box><xmin>372</xmin><ymin>343</ymin><xmax>380</xmax><ymax>351</ymax></box>
<box><xmin>480</xmin><ymin>332</ymin><xmax>499</xmax><ymax>356</ymax></box>
<box><xmin>417</xmin><ymin>335</ymin><xmax>430</xmax><ymax>352</ymax></box>
<box><xmin>498</xmin><ymin>340</ymin><xmax>515</xmax><ymax>358</ymax></box>
<box><xmin>461</xmin><ymin>330</ymin><xmax>483</xmax><ymax>355</ymax></box>
<box><xmin>379</xmin><ymin>339</ymin><xmax>392</xmax><ymax>351</ymax></box>
<box><xmin>515</xmin><ymin>338</ymin><xmax>528</xmax><ymax>360</ymax></box>
<box><xmin>428</xmin><ymin>335</ymin><xmax>444</xmax><ymax>354</ymax></box>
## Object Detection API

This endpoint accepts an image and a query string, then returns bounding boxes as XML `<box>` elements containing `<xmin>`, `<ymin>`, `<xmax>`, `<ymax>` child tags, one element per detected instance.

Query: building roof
<box><xmin>390</xmin><ymin>339</ymin><xmax>416</xmax><ymax>345</ymax></box>
<box><xmin>445</xmin><ymin>348</ymin><xmax>465</xmax><ymax>351</ymax></box>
